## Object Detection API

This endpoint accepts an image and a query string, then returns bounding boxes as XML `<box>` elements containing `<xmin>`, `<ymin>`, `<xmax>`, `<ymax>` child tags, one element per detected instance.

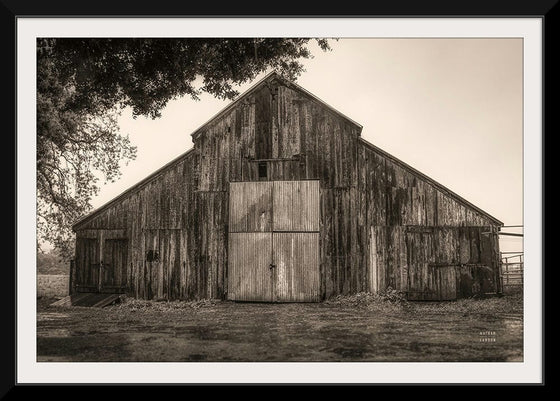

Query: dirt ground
<box><xmin>36</xmin><ymin>292</ymin><xmax>523</xmax><ymax>362</ymax></box>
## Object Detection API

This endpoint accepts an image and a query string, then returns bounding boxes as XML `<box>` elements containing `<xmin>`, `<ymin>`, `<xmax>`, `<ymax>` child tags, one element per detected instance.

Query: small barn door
<box><xmin>101</xmin><ymin>239</ymin><xmax>128</xmax><ymax>293</ymax></box>
<box><xmin>75</xmin><ymin>237</ymin><xmax>100</xmax><ymax>293</ymax></box>
<box><xmin>479</xmin><ymin>229</ymin><xmax>498</xmax><ymax>294</ymax></box>
<box><xmin>74</xmin><ymin>230</ymin><xmax>128</xmax><ymax>294</ymax></box>
<box><xmin>406</xmin><ymin>230</ymin><xmax>457</xmax><ymax>301</ymax></box>
<box><xmin>228</xmin><ymin>180</ymin><xmax>320</xmax><ymax>302</ymax></box>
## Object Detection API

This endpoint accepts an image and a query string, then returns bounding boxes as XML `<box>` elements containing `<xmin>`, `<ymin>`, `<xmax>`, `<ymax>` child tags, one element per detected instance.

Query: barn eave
<box><xmin>71</xmin><ymin>148</ymin><xmax>195</xmax><ymax>231</ymax></box>
<box><xmin>358</xmin><ymin>137</ymin><xmax>504</xmax><ymax>227</ymax></box>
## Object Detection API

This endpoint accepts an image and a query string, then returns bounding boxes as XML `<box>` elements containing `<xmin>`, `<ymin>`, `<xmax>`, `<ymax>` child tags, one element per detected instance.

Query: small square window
<box><xmin>258</xmin><ymin>162</ymin><xmax>268</xmax><ymax>179</ymax></box>
<box><xmin>146</xmin><ymin>250</ymin><xmax>159</xmax><ymax>262</ymax></box>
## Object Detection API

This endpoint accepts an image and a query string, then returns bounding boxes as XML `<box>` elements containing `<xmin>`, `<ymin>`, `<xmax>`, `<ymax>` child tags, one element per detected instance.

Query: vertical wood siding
<box><xmin>74</xmin><ymin>152</ymin><xmax>206</xmax><ymax>300</ymax></box>
<box><xmin>358</xmin><ymin>140</ymin><xmax>500</xmax><ymax>300</ymax></box>
<box><xmin>74</xmin><ymin>77</ymin><xmax>500</xmax><ymax>301</ymax></box>
<box><xmin>101</xmin><ymin>239</ymin><xmax>127</xmax><ymax>290</ymax></box>
<box><xmin>274</xmin><ymin>232</ymin><xmax>320</xmax><ymax>302</ymax></box>
<box><xmin>273</xmin><ymin>181</ymin><xmax>319</xmax><ymax>232</ymax></box>
<box><xmin>228</xmin><ymin>232</ymin><xmax>273</xmax><ymax>301</ymax></box>
<box><xmin>197</xmin><ymin>81</ymin><xmax>361</xmax><ymax>300</ymax></box>
<box><xmin>75</xmin><ymin>238</ymin><xmax>99</xmax><ymax>289</ymax></box>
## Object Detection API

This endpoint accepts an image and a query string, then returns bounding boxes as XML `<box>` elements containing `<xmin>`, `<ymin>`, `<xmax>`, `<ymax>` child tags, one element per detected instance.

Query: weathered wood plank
<box><xmin>255</xmin><ymin>86</ymin><xmax>272</xmax><ymax>159</ymax></box>
<box><xmin>247</xmin><ymin>182</ymin><xmax>273</xmax><ymax>232</ymax></box>
<box><xmin>368</xmin><ymin>225</ymin><xmax>378</xmax><ymax>293</ymax></box>
<box><xmin>321</xmin><ymin>188</ymin><xmax>334</xmax><ymax>298</ymax></box>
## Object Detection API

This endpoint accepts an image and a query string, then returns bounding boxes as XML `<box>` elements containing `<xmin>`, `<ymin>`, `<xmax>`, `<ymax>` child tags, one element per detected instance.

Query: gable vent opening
<box><xmin>258</xmin><ymin>162</ymin><xmax>268</xmax><ymax>179</ymax></box>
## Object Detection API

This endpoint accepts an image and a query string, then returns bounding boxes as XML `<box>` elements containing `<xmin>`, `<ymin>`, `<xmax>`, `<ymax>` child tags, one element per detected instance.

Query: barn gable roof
<box><xmin>72</xmin><ymin>148</ymin><xmax>195</xmax><ymax>231</ymax></box>
<box><xmin>73</xmin><ymin>73</ymin><xmax>364</xmax><ymax>230</ymax></box>
<box><xmin>72</xmin><ymin>72</ymin><xmax>502</xmax><ymax>230</ymax></box>
<box><xmin>359</xmin><ymin>138</ymin><xmax>503</xmax><ymax>227</ymax></box>
<box><xmin>191</xmin><ymin>71</ymin><xmax>363</xmax><ymax>141</ymax></box>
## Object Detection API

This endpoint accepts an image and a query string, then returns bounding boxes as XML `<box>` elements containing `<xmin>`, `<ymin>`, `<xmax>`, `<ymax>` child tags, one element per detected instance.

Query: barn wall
<box><xmin>357</xmin><ymin>140</ymin><xmax>501</xmax><ymax>298</ymax></box>
<box><xmin>73</xmin><ymin>76</ymin><xmax>501</xmax><ymax>301</ymax></box>
<box><xmin>73</xmin><ymin>151</ymin><xmax>208</xmax><ymax>299</ymax></box>
<box><xmin>193</xmin><ymin>80</ymin><xmax>361</xmax><ymax>300</ymax></box>
<box><xmin>74</xmin><ymin>79</ymin><xmax>362</xmax><ymax>301</ymax></box>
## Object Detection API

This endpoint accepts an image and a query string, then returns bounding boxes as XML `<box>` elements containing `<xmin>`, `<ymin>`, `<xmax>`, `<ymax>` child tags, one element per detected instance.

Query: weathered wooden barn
<box><xmin>71</xmin><ymin>72</ymin><xmax>503</xmax><ymax>302</ymax></box>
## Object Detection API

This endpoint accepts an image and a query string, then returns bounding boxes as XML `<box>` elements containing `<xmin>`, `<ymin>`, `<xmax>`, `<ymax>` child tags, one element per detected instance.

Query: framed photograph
<box><xmin>9</xmin><ymin>4</ymin><xmax>549</xmax><ymax>388</ymax></box>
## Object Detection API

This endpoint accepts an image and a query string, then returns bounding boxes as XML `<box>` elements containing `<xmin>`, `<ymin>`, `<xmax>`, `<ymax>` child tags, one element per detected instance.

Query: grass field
<box><xmin>36</xmin><ymin>291</ymin><xmax>523</xmax><ymax>362</ymax></box>
<box><xmin>37</xmin><ymin>274</ymin><xmax>69</xmax><ymax>298</ymax></box>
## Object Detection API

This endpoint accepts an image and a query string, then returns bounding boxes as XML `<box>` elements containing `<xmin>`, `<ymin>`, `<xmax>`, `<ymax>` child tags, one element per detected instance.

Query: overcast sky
<box><xmin>92</xmin><ymin>38</ymin><xmax>523</xmax><ymax>252</ymax></box>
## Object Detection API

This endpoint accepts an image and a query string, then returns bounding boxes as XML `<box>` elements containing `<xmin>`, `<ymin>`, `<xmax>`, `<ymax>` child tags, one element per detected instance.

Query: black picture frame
<box><xmin>6</xmin><ymin>0</ymin><xmax>554</xmax><ymax>393</ymax></box>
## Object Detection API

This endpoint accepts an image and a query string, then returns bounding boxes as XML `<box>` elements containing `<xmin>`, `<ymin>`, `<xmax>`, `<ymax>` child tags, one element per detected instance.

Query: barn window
<box><xmin>146</xmin><ymin>250</ymin><xmax>159</xmax><ymax>262</ymax></box>
<box><xmin>258</xmin><ymin>162</ymin><xmax>268</xmax><ymax>179</ymax></box>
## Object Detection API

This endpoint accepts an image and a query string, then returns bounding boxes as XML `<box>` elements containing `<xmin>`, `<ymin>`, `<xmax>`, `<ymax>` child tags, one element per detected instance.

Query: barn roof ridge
<box><xmin>190</xmin><ymin>71</ymin><xmax>363</xmax><ymax>141</ymax></box>
<box><xmin>358</xmin><ymin>137</ymin><xmax>504</xmax><ymax>227</ymax></box>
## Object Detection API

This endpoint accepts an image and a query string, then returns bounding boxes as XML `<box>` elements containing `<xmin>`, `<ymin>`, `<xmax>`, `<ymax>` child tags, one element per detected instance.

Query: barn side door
<box><xmin>74</xmin><ymin>230</ymin><xmax>128</xmax><ymax>294</ymax></box>
<box><xmin>405</xmin><ymin>229</ymin><xmax>457</xmax><ymax>301</ymax></box>
<box><xmin>100</xmin><ymin>239</ymin><xmax>128</xmax><ymax>293</ymax></box>
<box><xmin>228</xmin><ymin>182</ymin><xmax>274</xmax><ymax>301</ymax></box>
<box><xmin>75</xmin><ymin>237</ymin><xmax>100</xmax><ymax>293</ymax></box>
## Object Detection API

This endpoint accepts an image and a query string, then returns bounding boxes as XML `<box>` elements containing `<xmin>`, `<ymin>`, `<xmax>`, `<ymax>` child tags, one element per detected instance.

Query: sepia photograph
<box><xmin>16</xmin><ymin>17</ymin><xmax>542</xmax><ymax>384</ymax></box>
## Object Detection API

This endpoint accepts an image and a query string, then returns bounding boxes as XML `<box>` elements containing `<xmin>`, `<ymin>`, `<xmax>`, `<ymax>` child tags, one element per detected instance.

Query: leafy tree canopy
<box><xmin>37</xmin><ymin>38</ymin><xmax>332</xmax><ymax>258</ymax></box>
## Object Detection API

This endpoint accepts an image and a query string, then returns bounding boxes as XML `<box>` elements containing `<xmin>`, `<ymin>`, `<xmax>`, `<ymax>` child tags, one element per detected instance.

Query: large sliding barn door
<box><xmin>228</xmin><ymin>181</ymin><xmax>320</xmax><ymax>302</ymax></box>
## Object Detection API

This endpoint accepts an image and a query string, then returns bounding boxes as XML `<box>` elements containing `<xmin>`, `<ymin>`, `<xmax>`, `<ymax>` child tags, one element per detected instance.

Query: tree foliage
<box><xmin>37</xmin><ymin>38</ymin><xmax>332</xmax><ymax>258</ymax></box>
<box><xmin>37</xmin><ymin>249</ymin><xmax>68</xmax><ymax>275</ymax></box>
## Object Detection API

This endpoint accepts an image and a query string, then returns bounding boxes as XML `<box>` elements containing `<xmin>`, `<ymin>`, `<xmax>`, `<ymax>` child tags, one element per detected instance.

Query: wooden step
<box><xmin>50</xmin><ymin>293</ymin><xmax>125</xmax><ymax>307</ymax></box>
